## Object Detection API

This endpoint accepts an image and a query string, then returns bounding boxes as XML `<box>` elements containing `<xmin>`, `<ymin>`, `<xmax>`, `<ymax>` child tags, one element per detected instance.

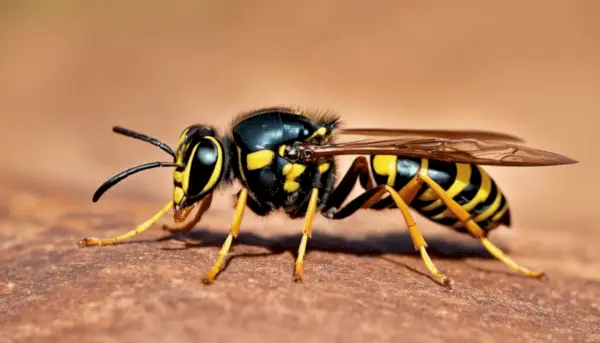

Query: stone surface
<box><xmin>1</xmin><ymin>178</ymin><xmax>599</xmax><ymax>343</ymax></box>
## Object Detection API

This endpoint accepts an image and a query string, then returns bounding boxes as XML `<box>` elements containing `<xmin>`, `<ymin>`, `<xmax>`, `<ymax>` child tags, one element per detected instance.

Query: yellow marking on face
<box><xmin>318</xmin><ymin>162</ymin><xmax>330</xmax><ymax>174</ymax></box>
<box><xmin>492</xmin><ymin>201</ymin><xmax>509</xmax><ymax>222</ymax></box>
<box><xmin>278</xmin><ymin>144</ymin><xmax>287</xmax><ymax>157</ymax></box>
<box><xmin>178</xmin><ymin>128</ymin><xmax>189</xmax><ymax>146</ymax></box>
<box><xmin>173</xmin><ymin>171</ymin><xmax>183</xmax><ymax>183</ymax></box>
<box><xmin>421</xmin><ymin>164</ymin><xmax>471</xmax><ymax>212</ymax></box>
<box><xmin>201</xmin><ymin>136</ymin><xmax>223</xmax><ymax>194</ymax></box>
<box><xmin>173</xmin><ymin>186</ymin><xmax>185</xmax><ymax>204</ymax></box>
<box><xmin>182</xmin><ymin>143</ymin><xmax>200</xmax><ymax>192</ymax></box>
<box><xmin>176</xmin><ymin>151</ymin><xmax>184</xmax><ymax>166</ymax></box>
<box><xmin>284</xmin><ymin>181</ymin><xmax>300</xmax><ymax>192</ymax></box>
<box><xmin>373</xmin><ymin>155</ymin><xmax>398</xmax><ymax>187</ymax></box>
<box><xmin>473</xmin><ymin>189</ymin><xmax>503</xmax><ymax>222</ymax></box>
<box><xmin>246</xmin><ymin>150</ymin><xmax>275</xmax><ymax>170</ymax></box>
<box><xmin>237</xmin><ymin>147</ymin><xmax>247</xmax><ymax>182</ymax></box>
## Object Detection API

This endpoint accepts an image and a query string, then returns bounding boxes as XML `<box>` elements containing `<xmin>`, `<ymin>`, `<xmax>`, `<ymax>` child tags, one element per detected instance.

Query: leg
<box><xmin>328</xmin><ymin>174</ymin><xmax>425</xmax><ymax>220</ymax></box>
<box><xmin>417</xmin><ymin>171</ymin><xmax>545</xmax><ymax>279</ymax></box>
<box><xmin>203</xmin><ymin>188</ymin><xmax>248</xmax><ymax>284</ymax></box>
<box><xmin>162</xmin><ymin>193</ymin><xmax>214</xmax><ymax>233</ymax></box>
<box><xmin>322</xmin><ymin>156</ymin><xmax>376</xmax><ymax>217</ymax></box>
<box><xmin>79</xmin><ymin>201</ymin><xmax>173</xmax><ymax>247</ymax></box>
<box><xmin>294</xmin><ymin>187</ymin><xmax>320</xmax><ymax>282</ymax></box>
<box><xmin>327</xmin><ymin>186</ymin><xmax>387</xmax><ymax>219</ymax></box>
<box><xmin>327</xmin><ymin>184</ymin><xmax>453</xmax><ymax>289</ymax></box>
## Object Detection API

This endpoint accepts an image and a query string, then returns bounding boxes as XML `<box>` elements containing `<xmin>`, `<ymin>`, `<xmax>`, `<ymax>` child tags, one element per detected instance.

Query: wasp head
<box><xmin>172</xmin><ymin>125</ymin><xmax>226</xmax><ymax>221</ymax></box>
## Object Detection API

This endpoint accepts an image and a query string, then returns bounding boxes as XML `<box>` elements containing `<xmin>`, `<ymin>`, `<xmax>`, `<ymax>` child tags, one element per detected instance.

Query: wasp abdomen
<box><xmin>370</xmin><ymin>156</ymin><xmax>511</xmax><ymax>233</ymax></box>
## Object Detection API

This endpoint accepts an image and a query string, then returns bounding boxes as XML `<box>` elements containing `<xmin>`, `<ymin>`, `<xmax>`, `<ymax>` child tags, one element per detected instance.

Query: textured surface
<box><xmin>1</xmin><ymin>1</ymin><xmax>600</xmax><ymax>343</ymax></box>
<box><xmin>1</xmin><ymin>177</ymin><xmax>599</xmax><ymax>343</ymax></box>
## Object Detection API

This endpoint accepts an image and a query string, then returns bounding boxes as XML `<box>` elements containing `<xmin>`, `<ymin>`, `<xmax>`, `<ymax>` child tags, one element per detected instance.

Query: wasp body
<box><xmin>80</xmin><ymin>106</ymin><xmax>577</xmax><ymax>288</ymax></box>
<box><xmin>227</xmin><ymin>110</ymin><xmax>338</xmax><ymax>219</ymax></box>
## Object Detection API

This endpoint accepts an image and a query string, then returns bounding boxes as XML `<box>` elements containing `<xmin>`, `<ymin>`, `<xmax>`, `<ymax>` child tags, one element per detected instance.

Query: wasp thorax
<box><xmin>172</xmin><ymin>125</ymin><xmax>225</xmax><ymax>216</ymax></box>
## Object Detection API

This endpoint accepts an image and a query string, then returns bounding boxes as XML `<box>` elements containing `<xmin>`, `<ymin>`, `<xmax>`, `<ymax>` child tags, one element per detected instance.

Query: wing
<box><xmin>333</xmin><ymin>128</ymin><xmax>526</xmax><ymax>143</ymax></box>
<box><xmin>296</xmin><ymin>138</ymin><xmax>578</xmax><ymax>167</ymax></box>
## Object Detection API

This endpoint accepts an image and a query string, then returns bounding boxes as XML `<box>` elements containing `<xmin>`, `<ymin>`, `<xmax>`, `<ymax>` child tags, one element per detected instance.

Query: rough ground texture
<box><xmin>1</xmin><ymin>1</ymin><xmax>599</xmax><ymax>343</ymax></box>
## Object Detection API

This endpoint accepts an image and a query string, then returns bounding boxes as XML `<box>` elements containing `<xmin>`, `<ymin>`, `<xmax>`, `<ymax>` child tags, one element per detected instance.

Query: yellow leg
<box><xmin>418</xmin><ymin>172</ymin><xmax>545</xmax><ymax>279</ymax></box>
<box><xmin>79</xmin><ymin>201</ymin><xmax>173</xmax><ymax>247</ymax></box>
<box><xmin>360</xmin><ymin>176</ymin><xmax>424</xmax><ymax>210</ymax></box>
<box><xmin>163</xmin><ymin>193</ymin><xmax>214</xmax><ymax>233</ymax></box>
<box><xmin>293</xmin><ymin>188</ymin><xmax>320</xmax><ymax>282</ymax></box>
<box><xmin>203</xmin><ymin>188</ymin><xmax>248</xmax><ymax>284</ymax></box>
<box><xmin>380</xmin><ymin>185</ymin><xmax>453</xmax><ymax>289</ymax></box>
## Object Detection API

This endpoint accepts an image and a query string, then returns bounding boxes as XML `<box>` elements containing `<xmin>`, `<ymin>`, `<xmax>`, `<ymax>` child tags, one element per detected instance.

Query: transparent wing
<box><xmin>298</xmin><ymin>137</ymin><xmax>578</xmax><ymax>167</ymax></box>
<box><xmin>334</xmin><ymin>128</ymin><xmax>525</xmax><ymax>143</ymax></box>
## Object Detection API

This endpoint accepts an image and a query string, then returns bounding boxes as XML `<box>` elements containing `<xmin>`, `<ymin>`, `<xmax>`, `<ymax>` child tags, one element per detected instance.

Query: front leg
<box><xmin>203</xmin><ymin>188</ymin><xmax>248</xmax><ymax>284</ymax></box>
<box><xmin>162</xmin><ymin>193</ymin><xmax>214</xmax><ymax>233</ymax></box>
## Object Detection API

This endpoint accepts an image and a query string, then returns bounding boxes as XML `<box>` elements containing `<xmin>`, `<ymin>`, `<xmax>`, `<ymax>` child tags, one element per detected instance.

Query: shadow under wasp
<box><xmin>80</xmin><ymin>107</ymin><xmax>577</xmax><ymax>289</ymax></box>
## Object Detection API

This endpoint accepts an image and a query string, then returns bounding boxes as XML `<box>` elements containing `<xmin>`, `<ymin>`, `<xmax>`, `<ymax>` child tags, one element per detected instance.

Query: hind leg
<box><xmin>327</xmin><ymin>184</ymin><xmax>453</xmax><ymax>289</ymax></box>
<box><xmin>417</xmin><ymin>171</ymin><xmax>545</xmax><ymax>279</ymax></box>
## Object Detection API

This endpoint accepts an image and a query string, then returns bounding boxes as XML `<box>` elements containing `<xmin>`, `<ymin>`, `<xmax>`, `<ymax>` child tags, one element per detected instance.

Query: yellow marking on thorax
<box><xmin>373</xmin><ymin>155</ymin><xmax>398</xmax><ymax>187</ymax></box>
<box><xmin>246</xmin><ymin>150</ymin><xmax>275</xmax><ymax>170</ymax></box>
<box><xmin>181</xmin><ymin>144</ymin><xmax>200</xmax><ymax>192</ymax></box>
<box><xmin>318</xmin><ymin>162</ymin><xmax>330</xmax><ymax>174</ymax></box>
<box><xmin>283</xmin><ymin>163</ymin><xmax>306</xmax><ymax>193</ymax></box>
<box><xmin>278</xmin><ymin>144</ymin><xmax>287</xmax><ymax>156</ymax></box>
<box><xmin>421</xmin><ymin>163</ymin><xmax>472</xmax><ymax>212</ymax></box>
<box><xmin>309</xmin><ymin>127</ymin><xmax>327</xmax><ymax>139</ymax></box>
<box><xmin>200</xmin><ymin>136</ymin><xmax>223</xmax><ymax>193</ymax></box>
<box><xmin>473</xmin><ymin>189</ymin><xmax>503</xmax><ymax>222</ymax></box>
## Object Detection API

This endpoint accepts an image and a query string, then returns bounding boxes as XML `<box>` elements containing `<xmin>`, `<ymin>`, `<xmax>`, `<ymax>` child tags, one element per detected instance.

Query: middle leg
<box><xmin>322</xmin><ymin>156</ymin><xmax>378</xmax><ymax>218</ymax></box>
<box><xmin>293</xmin><ymin>187</ymin><xmax>320</xmax><ymax>282</ymax></box>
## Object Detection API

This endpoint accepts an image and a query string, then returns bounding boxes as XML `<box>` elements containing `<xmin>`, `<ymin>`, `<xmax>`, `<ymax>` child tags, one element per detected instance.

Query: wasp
<box><xmin>79</xmin><ymin>107</ymin><xmax>577</xmax><ymax>288</ymax></box>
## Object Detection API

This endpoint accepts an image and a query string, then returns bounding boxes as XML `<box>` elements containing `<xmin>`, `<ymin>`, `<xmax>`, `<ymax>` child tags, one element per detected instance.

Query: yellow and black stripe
<box><xmin>370</xmin><ymin>156</ymin><xmax>511</xmax><ymax>233</ymax></box>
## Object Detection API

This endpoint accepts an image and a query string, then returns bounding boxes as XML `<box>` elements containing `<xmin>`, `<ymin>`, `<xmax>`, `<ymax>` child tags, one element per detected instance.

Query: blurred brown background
<box><xmin>1</xmin><ymin>1</ymin><xmax>599</xmax><ymax>342</ymax></box>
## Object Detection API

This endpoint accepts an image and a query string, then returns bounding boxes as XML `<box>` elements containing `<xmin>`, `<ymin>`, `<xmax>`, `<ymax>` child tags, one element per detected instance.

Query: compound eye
<box><xmin>184</xmin><ymin>137</ymin><xmax>223</xmax><ymax>198</ymax></box>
